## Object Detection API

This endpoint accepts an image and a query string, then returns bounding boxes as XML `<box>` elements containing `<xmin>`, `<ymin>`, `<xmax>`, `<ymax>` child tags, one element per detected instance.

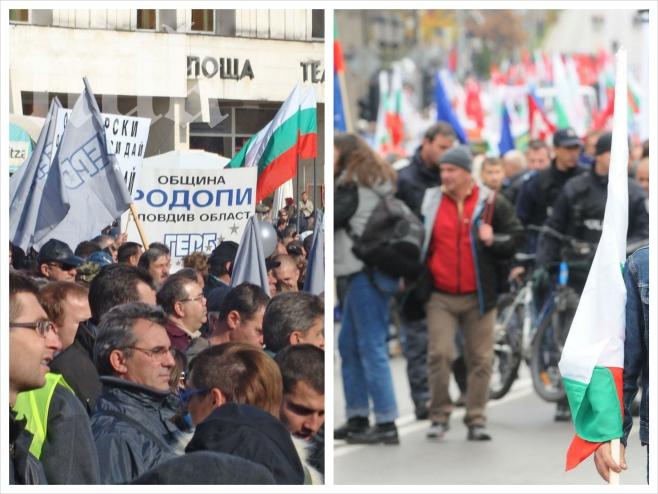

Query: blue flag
<box><xmin>9</xmin><ymin>98</ymin><xmax>62</xmax><ymax>252</ymax></box>
<box><xmin>498</xmin><ymin>104</ymin><xmax>515</xmax><ymax>156</ymax></box>
<box><xmin>435</xmin><ymin>72</ymin><xmax>468</xmax><ymax>144</ymax></box>
<box><xmin>230</xmin><ymin>216</ymin><xmax>271</xmax><ymax>296</ymax></box>
<box><xmin>33</xmin><ymin>78</ymin><xmax>132</xmax><ymax>250</ymax></box>
<box><xmin>303</xmin><ymin>210</ymin><xmax>324</xmax><ymax>295</ymax></box>
<box><xmin>334</xmin><ymin>72</ymin><xmax>347</xmax><ymax>132</ymax></box>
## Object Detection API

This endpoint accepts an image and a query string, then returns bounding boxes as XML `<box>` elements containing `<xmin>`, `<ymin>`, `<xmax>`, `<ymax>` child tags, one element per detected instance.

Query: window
<box><xmin>217</xmin><ymin>10</ymin><xmax>236</xmax><ymax>36</ymax></box>
<box><xmin>10</xmin><ymin>9</ymin><xmax>29</xmax><ymax>23</ymax></box>
<box><xmin>137</xmin><ymin>9</ymin><xmax>156</xmax><ymax>30</ymax></box>
<box><xmin>191</xmin><ymin>9</ymin><xmax>213</xmax><ymax>32</ymax></box>
<box><xmin>311</xmin><ymin>10</ymin><xmax>324</xmax><ymax>39</ymax></box>
<box><xmin>189</xmin><ymin>105</ymin><xmax>277</xmax><ymax>158</ymax></box>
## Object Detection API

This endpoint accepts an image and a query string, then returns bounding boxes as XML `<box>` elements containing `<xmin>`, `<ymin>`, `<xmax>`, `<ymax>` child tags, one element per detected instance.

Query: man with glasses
<box><xmin>37</xmin><ymin>239</ymin><xmax>84</xmax><ymax>282</ymax></box>
<box><xmin>157</xmin><ymin>271</ymin><xmax>208</xmax><ymax>353</ymax></box>
<box><xmin>90</xmin><ymin>302</ymin><xmax>185</xmax><ymax>484</ymax></box>
<box><xmin>9</xmin><ymin>272</ymin><xmax>54</xmax><ymax>484</ymax></box>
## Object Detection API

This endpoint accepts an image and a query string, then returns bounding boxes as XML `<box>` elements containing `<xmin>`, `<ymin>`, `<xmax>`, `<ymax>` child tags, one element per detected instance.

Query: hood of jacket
<box><xmin>185</xmin><ymin>403</ymin><xmax>304</xmax><ymax>485</ymax></box>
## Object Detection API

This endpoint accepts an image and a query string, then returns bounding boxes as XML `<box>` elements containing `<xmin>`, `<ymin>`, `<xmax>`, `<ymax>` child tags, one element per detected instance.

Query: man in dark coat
<box><xmin>90</xmin><ymin>303</ymin><xmax>185</xmax><ymax>484</ymax></box>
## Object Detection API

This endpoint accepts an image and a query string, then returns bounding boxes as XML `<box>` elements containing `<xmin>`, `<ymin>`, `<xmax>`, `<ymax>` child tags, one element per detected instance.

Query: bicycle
<box><xmin>529</xmin><ymin>227</ymin><xmax>594</xmax><ymax>402</ymax></box>
<box><xmin>489</xmin><ymin>252</ymin><xmax>536</xmax><ymax>399</ymax></box>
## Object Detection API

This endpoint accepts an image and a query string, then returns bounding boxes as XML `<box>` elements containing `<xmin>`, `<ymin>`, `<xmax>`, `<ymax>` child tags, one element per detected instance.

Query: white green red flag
<box><xmin>374</xmin><ymin>67</ymin><xmax>405</xmax><ymax>156</ymax></box>
<box><xmin>558</xmin><ymin>48</ymin><xmax>629</xmax><ymax>471</ymax></box>
<box><xmin>226</xmin><ymin>84</ymin><xmax>317</xmax><ymax>202</ymax></box>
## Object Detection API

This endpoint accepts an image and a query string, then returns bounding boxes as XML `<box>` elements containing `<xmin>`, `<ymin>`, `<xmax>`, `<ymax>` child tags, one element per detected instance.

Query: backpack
<box><xmin>349</xmin><ymin>193</ymin><xmax>425</xmax><ymax>279</ymax></box>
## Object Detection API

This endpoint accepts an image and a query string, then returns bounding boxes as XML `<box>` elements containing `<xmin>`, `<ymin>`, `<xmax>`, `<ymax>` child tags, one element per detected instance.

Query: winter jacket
<box><xmin>185</xmin><ymin>403</ymin><xmax>305</xmax><ymax>484</ymax></box>
<box><xmin>49</xmin><ymin>320</ymin><xmax>101</xmax><ymax>414</ymax></box>
<box><xmin>334</xmin><ymin>177</ymin><xmax>395</xmax><ymax>277</ymax></box>
<box><xmin>537</xmin><ymin>169</ymin><xmax>649</xmax><ymax>267</ymax></box>
<box><xmin>515</xmin><ymin>160</ymin><xmax>587</xmax><ymax>228</ymax></box>
<box><xmin>9</xmin><ymin>410</ymin><xmax>48</xmax><ymax>485</ymax></box>
<box><xmin>421</xmin><ymin>184</ymin><xmax>523</xmax><ymax>313</ymax></box>
<box><xmin>621</xmin><ymin>246</ymin><xmax>649</xmax><ymax>447</ymax></box>
<box><xmin>129</xmin><ymin>451</ymin><xmax>275</xmax><ymax>484</ymax></box>
<box><xmin>91</xmin><ymin>377</ymin><xmax>184</xmax><ymax>484</ymax></box>
<box><xmin>14</xmin><ymin>378</ymin><xmax>100</xmax><ymax>484</ymax></box>
<box><xmin>396</xmin><ymin>146</ymin><xmax>441</xmax><ymax>217</ymax></box>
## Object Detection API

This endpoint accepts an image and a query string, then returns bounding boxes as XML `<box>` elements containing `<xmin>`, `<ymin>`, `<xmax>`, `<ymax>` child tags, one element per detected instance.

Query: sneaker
<box><xmin>345</xmin><ymin>423</ymin><xmax>399</xmax><ymax>445</ymax></box>
<box><xmin>334</xmin><ymin>416</ymin><xmax>369</xmax><ymax>440</ymax></box>
<box><xmin>554</xmin><ymin>403</ymin><xmax>572</xmax><ymax>422</ymax></box>
<box><xmin>467</xmin><ymin>425</ymin><xmax>491</xmax><ymax>441</ymax></box>
<box><xmin>426</xmin><ymin>421</ymin><xmax>449</xmax><ymax>439</ymax></box>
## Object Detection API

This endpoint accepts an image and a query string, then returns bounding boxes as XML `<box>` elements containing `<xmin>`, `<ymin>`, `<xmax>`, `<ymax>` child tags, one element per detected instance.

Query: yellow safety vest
<box><xmin>13</xmin><ymin>372</ymin><xmax>74</xmax><ymax>459</ymax></box>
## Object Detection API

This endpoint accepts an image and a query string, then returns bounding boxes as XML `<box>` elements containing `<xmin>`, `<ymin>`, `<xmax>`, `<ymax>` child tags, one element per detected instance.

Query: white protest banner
<box><xmin>126</xmin><ymin>166</ymin><xmax>257</xmax><ymax>270</ymax></box>
<box><xmin>53</xmin><ymin>110</ymin><xmax>150</xmax><ymax>194</ymax></box>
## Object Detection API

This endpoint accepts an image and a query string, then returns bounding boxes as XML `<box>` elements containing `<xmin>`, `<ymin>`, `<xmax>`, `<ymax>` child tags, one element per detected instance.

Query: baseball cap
<box><xmin>37</xmin><ymin>239</ymin><xmax>84</xmax><ymax>268</ymax></box>
<box><xmin>595</xmin><ymin>133</ymin><xmax>613</xmax><ymax>156</ymax></box>
<box><xmin>87</xmin><ymin>250</ymin><xmax>113</xmax><ymax>267</ymax></box>
<box><xmin>553</xmin><ymin>128</ymin><xmax>581</xmax><ymax>148</ymax></box>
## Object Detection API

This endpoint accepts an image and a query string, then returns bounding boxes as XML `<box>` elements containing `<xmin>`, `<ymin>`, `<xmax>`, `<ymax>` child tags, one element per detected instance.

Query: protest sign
<box><xmin>53</xmin><ymin>110</ymin><xmax>150</xmax><ymax>194</ymax></box>
<box><xmin>125</xmin><ymin>166</ymin><xmax>257</xmax><ymax>270</ymax></box>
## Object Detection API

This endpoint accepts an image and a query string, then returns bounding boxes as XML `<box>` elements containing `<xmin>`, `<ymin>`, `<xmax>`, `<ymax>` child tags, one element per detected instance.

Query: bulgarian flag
<box><xmin>226</xmin><ymin>84</ymin><xmax>317</xmax><ymax>202</ymax></box>
<box><xmin>558</xmin><ymin>48</ymin><xmax>629</xmax><ymax>473</ymax></box>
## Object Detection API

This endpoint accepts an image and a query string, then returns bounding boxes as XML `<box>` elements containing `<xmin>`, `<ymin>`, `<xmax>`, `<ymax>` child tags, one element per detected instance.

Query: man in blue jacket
<box><xmin>593</xmin><ymin>246</ymin><xmax>649</xmax><ymax>483</ymax></box>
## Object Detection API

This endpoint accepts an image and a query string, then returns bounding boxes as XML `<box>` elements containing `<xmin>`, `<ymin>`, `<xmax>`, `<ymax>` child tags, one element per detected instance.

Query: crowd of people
<box><xmin>334</xmin><ymin>122</ymin><xmax>649</xmax><ymax>449</ymax></box>
<box><xmin>8</xmin><ymin>201</ymin><xmax>325</xmax><ymax>485</ymax></box>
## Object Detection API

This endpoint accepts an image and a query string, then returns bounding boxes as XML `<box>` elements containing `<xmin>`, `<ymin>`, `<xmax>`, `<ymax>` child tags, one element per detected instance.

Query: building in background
<box><xmin>9</xmin><ymin>8</ymin><xmax>325</xmax><ymax>201</ymax></box>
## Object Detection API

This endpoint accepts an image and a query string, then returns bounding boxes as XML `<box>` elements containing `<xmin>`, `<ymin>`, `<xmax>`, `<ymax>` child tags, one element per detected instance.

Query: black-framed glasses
<box><xmin>9</xmin><ymin>320</ymin><xmax>56</xmax><ymax>337</ymax></box>
<box><xmin>179</xmin><ymin>387</ymin><xmax>209</xmax><ymax>405</ymax></box>
<box><xmin>123</xmin><ymin>345</ymin><xmax>174</xmax><ymax>359</ymax></box>
<box><xmin>180</xmin><ymin>294</ymin><xmax>205</xmax><ymax>303</ymax></box>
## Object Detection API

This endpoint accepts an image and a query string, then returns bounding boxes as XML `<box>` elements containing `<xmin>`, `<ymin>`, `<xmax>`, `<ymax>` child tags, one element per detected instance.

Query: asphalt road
<box><xmin>334</xmin><ymin>347</ymin><xmax>647</xmax><ymax>485</ymax></box>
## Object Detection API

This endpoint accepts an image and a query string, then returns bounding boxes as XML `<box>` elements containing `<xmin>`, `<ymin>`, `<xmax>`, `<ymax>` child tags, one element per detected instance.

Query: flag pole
<box><xmin>296</xmin><ymin>153</ymin><xmax>300</xmax><ymax>232</ymax></box>
<box><xmin>129</xmin><ymin>203</ymin><xmax>149</xmax><ymax>247</ymax></box>
<box><xmin>609</xmin><ymin>438</ymin><xmax>621</xmax><ymax>484</ymax></box>
<box><xmin>312</xmin><ymin>157</ymin><xmax>317</xmax><ymax>221</ymax></box>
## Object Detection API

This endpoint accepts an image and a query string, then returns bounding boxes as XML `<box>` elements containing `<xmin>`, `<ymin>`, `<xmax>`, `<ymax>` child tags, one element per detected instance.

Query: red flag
<box><xmin>528</xmin><ymin>93</ymin><xmax>556</xmax><ymax>141</ymax></box>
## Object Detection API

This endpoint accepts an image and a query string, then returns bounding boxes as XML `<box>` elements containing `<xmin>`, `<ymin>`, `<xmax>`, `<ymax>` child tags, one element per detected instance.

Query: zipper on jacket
<box><xmin>456</xmin><ymin>199</ymin><xmax>463</xmax><ymax>293</ymax></box>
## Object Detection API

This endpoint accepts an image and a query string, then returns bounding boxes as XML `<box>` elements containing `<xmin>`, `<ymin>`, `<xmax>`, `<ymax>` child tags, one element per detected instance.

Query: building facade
<box><xmin>9</xmin><ymin>8</ymin><xmax>325</xmax><ymax>202</ymax></box>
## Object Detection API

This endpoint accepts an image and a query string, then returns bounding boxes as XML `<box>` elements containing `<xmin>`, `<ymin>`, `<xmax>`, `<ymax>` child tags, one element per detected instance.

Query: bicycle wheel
<box><xmin>530</xmin><ymin>304</ymin><xmax>566</xmax><ymax>402</ymax></box>
<box><xmin>490</xmin><ymin>295</ymin><xmax>523</xmax><ymax>400</ymax></box>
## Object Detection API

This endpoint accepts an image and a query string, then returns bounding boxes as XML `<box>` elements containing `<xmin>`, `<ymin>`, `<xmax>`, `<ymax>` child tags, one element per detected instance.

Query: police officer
<box><xmin>537</xmin><ymin>132</ymin><xmax>649</xmax><ymax>285</ymax></box>
<box><xmin>515</xmin><ymin>128</ymin><xmax>587</xmax><ymax>252</ymax></box>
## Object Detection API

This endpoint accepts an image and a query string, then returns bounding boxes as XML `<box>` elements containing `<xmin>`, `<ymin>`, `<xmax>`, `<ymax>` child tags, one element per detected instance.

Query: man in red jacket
<box><xmin>421</xmin><ymin>146</ymin><xmax>522</xmax><ymax>442</ymax></box>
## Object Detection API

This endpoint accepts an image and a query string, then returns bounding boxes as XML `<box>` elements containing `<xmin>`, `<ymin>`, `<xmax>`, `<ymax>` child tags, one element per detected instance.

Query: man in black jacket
<box><xmin>91</xmin><ymin>303</ymin><xmax>185</xmax><ymax>484</ymax></box>
<box><xmin>537</xmin><ymin>132</ymin><xmax>649</xmax><ymax>277</ymax></box>
<box><xmin>50</xmin><ymin>264</ymin><xmax>157</xmax><ymax>414</ymax></box>
<box><xmin>516</xmin><ymin>128</ymin><xmax>587</xmax><ymax>252</ymax></box>
<box><xmin>9</xmin><ymin>272</ymin><xmax>51</xmax><ymax>484</ymax></box>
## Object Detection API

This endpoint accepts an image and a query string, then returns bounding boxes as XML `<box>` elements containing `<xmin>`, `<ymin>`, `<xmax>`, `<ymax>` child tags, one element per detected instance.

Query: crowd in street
<box><xmin>334</xmin><ymin>121</ymin><xmax>649</xmax><ymax>459</ymax></box>
<box><xmin>8</xmin><ymin>200</ymin><xmax>325</xmax><ymax>485</ymax></box>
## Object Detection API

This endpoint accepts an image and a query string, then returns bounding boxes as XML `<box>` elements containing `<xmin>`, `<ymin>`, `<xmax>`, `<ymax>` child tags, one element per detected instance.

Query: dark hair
<box><xmin>89</xmin><ymin>264</ymin><xmax>155</xmax><ymax>324</ymax></box>
<box><xmin>156</xmin><ymin>271</ymin><xmax>197</xmax><ymax>315</ymax></box>
<box><xmin>9</xmin><ymin>271</ymin><xmax>40</xmax><ymax>322</ymax></box>
<box><xmin>219</xmin><ymin>283</ymin><xmax>270</xmax><ymax>321</ymax></box>
<box><xmin>284</xmin><ymin>224</ymin><xmax>298</xmax><ymax>239</ymax></box>
<box><xmin>274</xmin><ymin>344</ymin><xmax>324</xmax><ymax>395</ymax></box>
<box><xmin>188</xmin><ymin>342</ymin><xmax>283</xmax><ymax>417</ymax></box>
<box><xmin>117</xmin><ymin>242</ymin><xmax>142</xmax><ymax>263</ymax></box>
<box><xmin>39</xmin><ymin>282</ymin><xmax>89</xmax><ymax>327</ymax></box>
<box><xmin>149</xmin><ymin>242</ymin><xmax>170</xmax><ymax>255</ymax></box>
<box><xmin>75</xmin><ymin>240</ymin><xmax>101</xmax><ymax>259</ymax></box>
<box><xmin>138</xmin><ymin>245</ymin><xmax>170</xmax><ymax>270</ymax></box>
<box><xmin>334</xmin><ymin>133</ymin><xmax>396</xmax><ymax>187</ymax></box>
<box><xmin>263</xmin><ymin>292</ymin><xmax>323</xmax><ymax>353</ymax></box>
<box><xmin>94</xmin><ymin>303</ymin><xmax>168</xmax><ymax>376</ymax></box>
<box><xmin>424</xmin><ymin>121</ymin><xmax>456</xmax><ymax>142</ymax></box>
<box><xmin>527</xmin><ymin>139</ymin><xmax>550</xmax><ymax>152</ymax></box>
